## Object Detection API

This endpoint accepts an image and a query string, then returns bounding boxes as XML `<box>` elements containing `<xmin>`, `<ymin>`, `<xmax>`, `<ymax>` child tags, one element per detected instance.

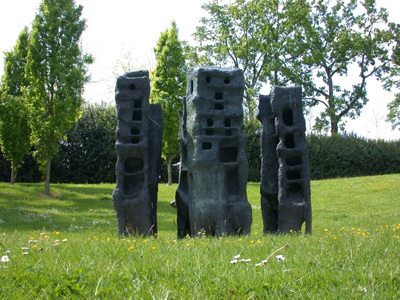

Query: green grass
<box><xmin>0</xmin><ymin>174</ymin><xmax>399</xmax><ymax>299</ymax></box>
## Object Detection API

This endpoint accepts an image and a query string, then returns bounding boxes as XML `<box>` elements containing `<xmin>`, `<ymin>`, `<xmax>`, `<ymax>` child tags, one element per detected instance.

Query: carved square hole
<box><xmin>124</xmin><ymin>157</ymin><xmax>144</xmax><ymax>173</ymax></box>
<box><xmin>131</xmin><ymin>127</ymin><xmax>140</xmax><ymax>135</ymax></box>
<box><xmin>202</xmin><ymin>142</ymin><xmax>212</xmax><ymax>150</ymax></box>
<box><xmin>207</xmin><ymin>118</ymin><xmax>213</xmax><ymax>127</ymax></box>
<box><xmin>219</xmin><ymin>146</ymin><xmax>237</xmax><ymax>163</ymax></box>
<box><xmin>282</xmin><ymin>108</ymin><xmax>294</xmax><ymax>126</ymax></box>
<box><xmin>215</xmin><ymin>92</ymin><xmax>223</xmax><ymax>100</ymax></box>
<box><xmin>284</xmin><ymin>133</ymin><xmax>295</xmax><ymax>149</ymax></box>
<box><xmin>215</xmin><ymin>103</ymin><xmax>224</xmax><ymax>110</ymax></box>
<box><xmin>132</xmin><ymin>110</ymin><xmax>142</xmax><ymax>121</ymax></box>
<box><xmin>134</xmin><ymin>100</ymin><xmax>142</xmax><ymax>108</ymax></box>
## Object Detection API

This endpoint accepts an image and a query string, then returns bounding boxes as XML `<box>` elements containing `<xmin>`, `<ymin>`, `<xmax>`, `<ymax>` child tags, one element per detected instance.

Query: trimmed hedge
<box><xmin>1</xmin><ymin>121</ymin><xmax>399</xmax><ymax>183</ymax></box>
<box><xmin>307</xmin><ymin>134</ymin><xmax>400</xmax><ymax>180</ymax></box>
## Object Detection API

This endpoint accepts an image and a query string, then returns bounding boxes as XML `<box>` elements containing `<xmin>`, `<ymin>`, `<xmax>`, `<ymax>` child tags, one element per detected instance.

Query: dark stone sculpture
<box><xmin>257</xmin><ymin>94</ymin><xmax>279</xmax><ymax>233</ymax></box>
<box><xmin>113</xmin><ymin>70</ymin><xmax>162</xmax><ymax>236</ymax></box>
<box><xmin>258</xmin><ymin>86</ymin><xmax>312</xmax><ymax>234</ymax></box>
<box><xmin>175</xmin><ymin>97</ymin><xmax>191</xmax><ymax>238</ymax></box>
<box><xmin>181</xmin><ymin>66</ymin><xmax>252</xmax><ymax>237</ymax></box>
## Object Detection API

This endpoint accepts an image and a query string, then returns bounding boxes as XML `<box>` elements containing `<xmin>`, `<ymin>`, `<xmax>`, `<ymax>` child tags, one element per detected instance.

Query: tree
<box><xmin>151</xmin><ymin>21</ymin><xmax>186</xmax><ymax>185</ymax></box>
<box><xmin>386</xmin><ymin>23</ymin><xmax>400</xmax><ymax>129</ymax></box>
<box><xmin>25</xmin><ymin>0</ymin><xmax>92</xmax><ymax>195</ymax></box>
<box><xmin>0</xmin><ymin>27</ymin><xmax>31</xmax><ymax>184</ymax></box>
<box><xmin>0</xmin><ymin>96</ymin><xmax>31</xmax><ymax>184</ymax></box>
<box><xmin>193</xmin><ymin>0</ymin><xmax>310</xmax><ymax>122</ymax></box>
<box><xmin>288</xmin><ymin>0</ymin><xmax>396</xmax><ymax>135</ymax></box>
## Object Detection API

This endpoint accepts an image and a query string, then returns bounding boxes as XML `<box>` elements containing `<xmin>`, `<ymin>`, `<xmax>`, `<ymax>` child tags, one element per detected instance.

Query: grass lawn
<box><xmin>0</xmin><ymin>174</ymin><xmax>399</xmax><ymax>299</ymax></box>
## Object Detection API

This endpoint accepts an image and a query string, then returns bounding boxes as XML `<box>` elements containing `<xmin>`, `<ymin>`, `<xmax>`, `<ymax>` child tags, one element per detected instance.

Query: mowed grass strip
<box><xmin>0</xmin><ymin>174</ymin><xmax>399</xmax><ymax>299</ymax></box>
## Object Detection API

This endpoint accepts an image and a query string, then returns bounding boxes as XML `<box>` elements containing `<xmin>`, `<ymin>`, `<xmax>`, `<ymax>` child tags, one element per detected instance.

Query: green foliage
<box><xmin>387</xmin><ymin>93</ymin><xmax>400</xmax><ymax>128</ymax></box>
<box><xmin>307</xmin><ymin>133</ymin><xmax>400</xmax><ymax>179</ymax></box>
<box><xmin>194</xmin><ymin>0</ymin><xmax>309</xmax><ymax>121</ymax></box>
<box><xmin>51</xmin><ymin>103</ymin><xmax>117</xmax><ymax>183</ymax></box>
<box><xmin>386</xmin><ymin>23</ymin><xmax>400</xmax><ymax>128</ymax></box>
<box><xmin>0</xmin><ymin>27</ymin><xmax>31</xmax><ymax>184</ymax></box>
<box><xmin>151</xmin><ymin>21</ymin><xmax>186</xmax><ymax>185</ymax></box>
<box><xmin>0</xmin><ymin>27</ymin><xmax>30</xmax><ymax>96</ymax></box>
<box><xmin>25</xmin><ymin>0</ymin><xmax>92</xmax><ymax>194</ymax></box>
<box><xmin>0</xmin><ymin>95</ymin><xmax>32</xmax><ymax>183</ymax></box>
<box><xmin>0</xmin><ymin>175</ymin><xmax>399</xmax><ymax>298</ymax></box>
<box><xmin>289</xmin><ymin>0</ymin><xmax>396</xmax><ymax>134</ymax></box>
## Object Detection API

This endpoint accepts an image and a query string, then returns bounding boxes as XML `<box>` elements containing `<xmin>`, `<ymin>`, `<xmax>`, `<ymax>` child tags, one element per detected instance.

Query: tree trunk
<box><xmin>44</xmin><ymin>158</ymin><xmax>51</xmax><ymax>196</ymax></box>
<box><xmin>330</xmin><ymin>118</ymin><xmax>338</xmax><ymax>136</ymax></box>
<box><xmin>10</xmin><ymin>163</ymin><xmax>16</xmax><ymax>185</ymax></box>
<box><xmin>167</xmin><ymin>155</ymin><xmax>173</xmax><ymax>186</ymax></box>
<box><xmin>244</xmin><ymin>91</ymin><xmax>254</xmax><ymax>123</ymax></box>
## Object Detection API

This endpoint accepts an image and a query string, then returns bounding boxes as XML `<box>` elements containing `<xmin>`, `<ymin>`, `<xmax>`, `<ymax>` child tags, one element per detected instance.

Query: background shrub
<box><xmin>1</xmin><ymin>104</ymin><xmax>399</xmax><ymax>184</ymax></box>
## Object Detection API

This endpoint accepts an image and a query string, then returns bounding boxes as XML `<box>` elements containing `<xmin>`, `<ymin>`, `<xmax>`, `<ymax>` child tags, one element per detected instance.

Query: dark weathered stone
<box><xmin>259</xmin><ymin>86</ymin><xmax>312</xmax><ymax>234</ymax></box>
<box><xmin>175</xmin><ymin>97</ymin><xmax>191</xmax><ymax>238</ymax></box>
<box><xmin>257</xmin><ymin>94</ymin><xmax>279</xmax><ymax>233</ymax></box>
<box><xmin>183</xmin><ymin>66</ymin><xmax>252</xmax><ymax>237</ymax></box>
<box><xmin>112</xmin><ymin>70</ymin><xmax>162</xmax><ymax>236</ymax></box>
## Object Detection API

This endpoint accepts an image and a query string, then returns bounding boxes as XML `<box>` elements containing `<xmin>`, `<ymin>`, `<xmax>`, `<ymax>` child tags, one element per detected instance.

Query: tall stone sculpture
<box><xmin>113</xmin><ymin>70</ymin><xmax>162</xmax><ymax>236</ymax></box>
<box><xmin>175</xmin><ymin>97</ymin><xmax>191</xmax><ymax>238</ymax></box>
<box><xmin>182</xmin><ymin>66</ymin><xmax>252</xmax><ymax>237</ymax></box>
<box><xmin>258</xmin><ymin>86</ymin><xmax>311</xmax><ymax>234</ymax></box>
<box><xmin>257</xmin><ymin>94</ymin><xmax>279</xmax><ymax>233</ymax></box>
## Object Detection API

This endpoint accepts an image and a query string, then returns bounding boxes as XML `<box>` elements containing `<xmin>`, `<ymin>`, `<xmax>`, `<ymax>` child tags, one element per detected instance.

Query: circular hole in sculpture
<box><xmin>124</xmin><ymin>157</ymin><xmax>144</xmax><ymax>173</ymax></box>
<box><xmin>224</xmin><ymin>77</ymin><xmax>230</xmax><ymax>84</ymax></box>
<box><xmin>205</xmin><ymin>76</ymin><xmax>211</xmax><ymax>83</ymax></box>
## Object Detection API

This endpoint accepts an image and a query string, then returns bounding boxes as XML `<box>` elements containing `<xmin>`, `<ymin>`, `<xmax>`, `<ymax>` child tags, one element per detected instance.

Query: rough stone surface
<box><xmin>257</xmin><ymin>94</ymin><xmax>279</xmax><ymax>233</ymax></box>
<box><xmin>259</xmin><ymin>86</ymin><xmax>312</xmax><ymax>234</ymax></box>
<box><xmin>175</xmin><ymin>97</ymin><xmax>191</xmax><ymax>238</ymax></box>
<box><xmin>182</xmin><ymin>66</ymin><xmax>252</xmax><ymax>237</ymax></box>
<box><xmin>113</xmin><ymin>70</ymin><xmax>162</xmax><ymax>236</ymax></box>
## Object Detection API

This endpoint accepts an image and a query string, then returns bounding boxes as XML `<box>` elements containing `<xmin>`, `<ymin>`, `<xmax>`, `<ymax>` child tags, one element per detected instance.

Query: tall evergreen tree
<box><xmin>25</xmin><ymin>0</ymin><xmax>92</xmax><ymax>195</ymax></box>
<box><xmin>0</xmin><ymin>27</ymin><xmax>31</xmax><ymax>184</ymax></box>
<box><xmin>151</xmin><ymin>21</ymin><xmax>186</xmax><ymax>185</ymax></box>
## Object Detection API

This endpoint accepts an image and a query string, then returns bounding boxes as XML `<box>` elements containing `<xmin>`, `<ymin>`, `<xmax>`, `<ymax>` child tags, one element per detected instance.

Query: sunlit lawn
<box><xmin>0</xmin><ymin>174</ymin><xmax>399</xmax><ymax>299</ymax></box>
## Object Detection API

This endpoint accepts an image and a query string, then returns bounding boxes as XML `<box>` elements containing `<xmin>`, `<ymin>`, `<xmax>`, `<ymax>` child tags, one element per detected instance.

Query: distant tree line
<box><xmin>1</xmin><ymin>103</ymin><xmax>399</xmax><ymax>184</ymax></box>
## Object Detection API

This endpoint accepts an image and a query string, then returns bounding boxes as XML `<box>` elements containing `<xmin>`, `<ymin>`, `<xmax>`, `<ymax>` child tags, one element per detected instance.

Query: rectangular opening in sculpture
<box><xmin>215</xmin><ymin>103</ymin><xmax>224</xmax><ymax>110</ymax></box>
<box><xmin>219</xmin><ymin>146</ymin><xmax>237</xmax><ymax>163</ymax></box>
<box><xmin>284</xmin><ymin>133</ymin><xmax>295</xmax><ymax>149</ymax></box>
<box><xmin>134</xmin><ymin>100</ymin><xmax>142</xmax><ymax>108</ymax></box>
<box><xmin>202</xmin><ymin>142</ymin><xmax>212</xmax><ymax>150</ymax></box>
<box><xmin>282</xmin><ymin>108</ymin><xmax>294</xmax><ymax>126</ymax></box>
<box><xmin>132</xmin><ymin>110</ymin><xmax>142</xmax><ymax>121</ymax></box>
<box><xmin>215</xmin><ymin>92</ymin><xmax>223</xmax><ymax>100</ymax></box>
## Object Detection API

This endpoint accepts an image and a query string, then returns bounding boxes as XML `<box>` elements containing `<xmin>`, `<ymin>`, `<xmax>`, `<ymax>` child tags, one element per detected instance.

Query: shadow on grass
<box><xmin>0</xmin><ymin>182</ymin><xmax>177</xmax><ymax>235</ymax></box>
